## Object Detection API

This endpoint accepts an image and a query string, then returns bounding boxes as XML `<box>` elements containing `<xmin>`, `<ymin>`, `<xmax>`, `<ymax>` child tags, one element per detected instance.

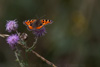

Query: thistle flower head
<box><xmin>33</xmin><ymin>27</ymin><xmax>47</xmax><ymax>37</ymax></box>
<box><xmin>6</xmin><ymin>34</ymin><xmax>19</xmax><ymax>50</ymax></box>
<box><xmin>6</xmin><ymin>20</ymin><xmax>18</xmax><ymax>32</ymax></box>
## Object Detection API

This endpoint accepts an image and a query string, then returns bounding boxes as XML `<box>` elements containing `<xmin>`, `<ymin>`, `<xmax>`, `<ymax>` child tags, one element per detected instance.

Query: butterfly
<box><xmin>23</xmin><ymin>19</ymin><xmax>53</xmax><ymax>31</ymax></box>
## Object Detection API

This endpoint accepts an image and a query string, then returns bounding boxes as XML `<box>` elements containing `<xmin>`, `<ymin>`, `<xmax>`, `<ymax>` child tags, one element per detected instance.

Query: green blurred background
<box><xmin>0</xmin><ymin>0</ymin><xmax>100</xmax><ymax>67</ymax></box>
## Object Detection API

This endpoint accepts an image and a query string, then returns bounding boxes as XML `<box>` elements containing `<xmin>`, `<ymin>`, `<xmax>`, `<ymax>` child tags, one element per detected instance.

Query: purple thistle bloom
<box><xmin>6</xmin><ymin>34</ymin><xmax>19</xmax><ymax>50</ymax></box>
<box><xmin>6</xmin><ymin>20</ymin><xmax>18</xmax><ymax>32</ymax></box>
<box><xmin>33</xmin><ymin>27</ymin><xmax>47</xmax><ymax>37</ymax></box>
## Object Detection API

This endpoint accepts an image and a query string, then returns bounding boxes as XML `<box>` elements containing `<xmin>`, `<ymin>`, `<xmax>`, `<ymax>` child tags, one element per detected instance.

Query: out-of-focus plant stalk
<box><xmin>0</xmin><ymin>34</ymin><xmax>57</xmax><ymax>67</ymax></box>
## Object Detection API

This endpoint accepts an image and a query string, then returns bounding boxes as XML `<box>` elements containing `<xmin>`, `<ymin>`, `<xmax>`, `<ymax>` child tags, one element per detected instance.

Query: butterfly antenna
<box><xmin>35</xmin><ymin>15</ymin><xmax>46</xmax><ymax>19</ymax></box>
<box><xmin>35</xmin><ymin>15</ymin><xmax>39</xmax><ymax>19</ymax></box>
<box><xmin>39</xmin><ymin>15</ymin><xmax>46</xmax><ymax>19</ymax></box>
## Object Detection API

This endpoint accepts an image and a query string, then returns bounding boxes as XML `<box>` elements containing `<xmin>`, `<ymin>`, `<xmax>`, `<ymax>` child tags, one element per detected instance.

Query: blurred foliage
<box><xmin>0</xmin><ymin>0</ymin><xmax>100</xmax><ymax>67</ymax></box>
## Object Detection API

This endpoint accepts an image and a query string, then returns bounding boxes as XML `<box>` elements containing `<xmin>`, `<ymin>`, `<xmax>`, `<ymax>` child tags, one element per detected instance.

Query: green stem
<box><xmin>14</xmin><ymin>51</ymin><xmax>24</xmax><ymax>67</ymax></box>
<box><xmin>26</xmin><ymin>37</ymin><xmax>38</xmax><ymax>52</ymax></box>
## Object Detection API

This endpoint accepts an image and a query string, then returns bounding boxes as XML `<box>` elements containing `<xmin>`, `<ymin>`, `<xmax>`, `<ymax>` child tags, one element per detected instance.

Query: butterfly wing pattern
<box><xmin>23</xmin><ymin>19</ymin><xmax>53</xmax><ymax>31</ymax></box>
<box><xmin>23</xmin><ymin>19</ymin><xmax>36</xmax><ymax>31</ymax></box>
<box><xmin>40</xmin><ymin>19</ymin><xmax>53</xmax><ymax>25</ymax></box>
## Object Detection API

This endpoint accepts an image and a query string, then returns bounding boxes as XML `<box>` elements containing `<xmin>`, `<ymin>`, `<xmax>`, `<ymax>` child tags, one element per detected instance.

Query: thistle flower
<box><xmin>6</xmin><ymin>20</ymin><xmax>18</xmax><ymax>32</ymax></box>
<box><xmin>6</xmin><ymin>34</ymin><xmax>19</xmax><ymax>50</ymax></box>
<box><xmin>33</xmin><ymin>27</ymin><xmax>47</xmax><ymax>37</ymax></box>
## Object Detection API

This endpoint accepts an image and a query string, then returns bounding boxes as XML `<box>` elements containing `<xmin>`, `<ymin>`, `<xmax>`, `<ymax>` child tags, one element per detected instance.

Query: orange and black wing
<box><xmin>36</xmin><ymin>19</ymin><xmax>53</xmax><ymax>29</ymax></box>
<box><xmin>23</xmin><ymin>19</ymin><xmax>36</xmax><ymax>31</ymax></box>
<box><xmin>40</xmin><ymin>19</ymin><xmax>53</xmax><ymax>25</ymax></box>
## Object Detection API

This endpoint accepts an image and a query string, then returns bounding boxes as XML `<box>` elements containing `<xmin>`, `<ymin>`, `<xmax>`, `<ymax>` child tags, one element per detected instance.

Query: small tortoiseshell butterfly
<box><xmin>23</xmin><ymin>19</ymin><xmax>53</xmax><ymax>31</ymax></box>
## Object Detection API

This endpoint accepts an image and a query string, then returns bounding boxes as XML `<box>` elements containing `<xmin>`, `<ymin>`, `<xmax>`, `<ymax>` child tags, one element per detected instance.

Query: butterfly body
<box><xmin>23</xmin><ymin>19</ymin><xmax>53</xmax><ymax>31</ymax></box>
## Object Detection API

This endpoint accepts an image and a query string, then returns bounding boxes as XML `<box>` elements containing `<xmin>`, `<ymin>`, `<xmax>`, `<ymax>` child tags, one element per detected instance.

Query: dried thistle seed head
<box><xmin>20</xmin><ymin>33</ymin><xmax>28</xmax><ymax>40</ymax></box>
